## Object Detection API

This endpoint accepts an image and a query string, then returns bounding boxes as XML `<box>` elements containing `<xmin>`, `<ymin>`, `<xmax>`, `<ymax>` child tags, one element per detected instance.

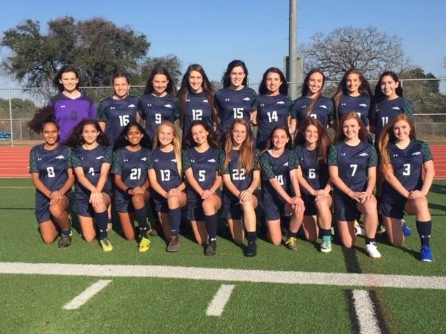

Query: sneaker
<box><xmin>420</xmin><ymin>245</ymin><xmax>433</xmax><ymax>262</ymax></box>
<box><xmin>167</xmin><ymin>237</ymin><xmax>179</xmax><ymax>252</ymax></box>
<box><xmin>402</xmin><ymin>219</ymin><xmax>412</xmax><ymax>237</ymax></box>
<box><xmin>285</xmin><ymin>237</ymin><xmax>298</xmax><ymax>251</ymax></box>
<box><xmin>205</xmin><ymin>240</ymin><xmax>217</xmax><ymax>256</ymax></box>
<box><xmin>354</xmin><ymin>220</ymin><xmax>365</xmax><ymax>236</ymax></box>
<box><xmin>246</xmin><ymin>241</ymin><xmax>257</xmax><ymax>257</ymax></box>
<box><xmin>366</xmin><ymin>242</ymin><xmax>381</xmax><ymax>259</ymax></box>
<box><xmin>138</xmin><ymin>237</ymin><xmax>151</xmax><ymax>253</ymax></box>
<box><xmin>58</xmin><ymin>234</ymin><xmax>72</xmax><ymax>248</ymax></box>
<box><xmin>99</xmin><ymin>238</ymin><xmax>113</xmax><ymax>252</ymax></box>
<box><xmin>320</xmin><ymin>238</ymin><xmax>332</xmax><ymax>253</ymax></box>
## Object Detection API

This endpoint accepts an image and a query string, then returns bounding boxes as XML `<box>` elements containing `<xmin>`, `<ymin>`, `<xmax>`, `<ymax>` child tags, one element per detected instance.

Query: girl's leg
<box><xmin>202</xmin><ymin>194</ymin><xmax>222</xmax><ymax>255</ymax></box>
<box><xmin>166</xmin><ymin>192</ymin><xmax>187</xmax><ymax>252</ymax></box>
<box><xmin>383</xmin><ymin>215</ymin><xmax>404</xmax><ymax>246</ymax></box>
<box><xmin>315</xmin><ymin>196</ymin><xmax>333</xmax><ymax>253</ymax></box>
<box><xmin>118</xmin><ymin>212</ymin><xmax>136</xmax><ymax>241</ymax></box>
<box><xmin>227</xmin><ymin>219</ymin><xmax>244</xmax><ymax>245</ymax></box>
<box><xmin>301</xmin><ymin>215</ymin><xmax>318</xmax><ymax>242</ymax></box>
<box><xmin>337</xmin><ymin>220</ymin><xmax>355</xmax><ymax>248</ymax></box>
<box><xmin>93</xmin><ymin>193</ymin><xmax>112</xmax><ymax>252</ymax></box>
<box><xmin>39</xmin><ymin>220</ymin><xmax>59</xmax><ymax>244</ymax></box>
<box><xmin>357</xmin><ymin>196</ymin><xmax>381</xmax><ymax>259</ymax></box>
<box><xmin>131</xmin><ymin>192</ymin><xmax>150</xmax><ymax>239</ymax></box>
<box><xmin>78</xmin><ymin>216</ymin><xmax>96</xmax><ymax>242</ymax></box>
<box><xmin>49</xmin><ymin>196</ymin><xmax>72</xmax><ymax>248</ymax></box>
<box><xmin>405</xmin><ymin>197</ymin><xmax>433</xmax><ymax>261</ymax></box>
<box><xmin>241</xmin><ymin>195</ymin><xmax>258</xmax><ymax>256</ymax></box>
<box><xmin>190</xmin><ymin>220</ymin><xmax>208</xmax><ymax>245</ymax></box>
<box><xmin>266</xmin><ymin>220</ymin><xmax>282</xmax><ymax>246</ymax></box>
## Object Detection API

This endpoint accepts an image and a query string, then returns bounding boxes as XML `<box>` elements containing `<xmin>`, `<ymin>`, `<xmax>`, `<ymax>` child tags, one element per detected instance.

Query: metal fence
<box><xmin>0</xmin><ymin>79</ymin><xmax>445</xmax><ymax>145</ymax></box>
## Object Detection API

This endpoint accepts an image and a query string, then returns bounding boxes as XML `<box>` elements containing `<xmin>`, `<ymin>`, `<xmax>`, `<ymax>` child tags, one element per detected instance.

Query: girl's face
<box><xmin>82</xmin><ymin>124</ymin><xmax>100</xmax><ymax>145</ymax></box>
<box><xmin>342</xmin><ymin>118</ymin><xmax>360</xmax><ymax>140</ymax></box>
<box><xmin>272</xmin><ymin>129</ymin><xmax>289</xmax><ymax>150</ymax></box>
<box><xmin>126</xmin><ymin>126</ymin><xmax>143</xmax><ymax>146</ymax></box>
<box><xmin>230</xmin><ymin>66</ymin><xmax>246</xmax><ymax>89</ymax></box>
<box><xmin>304</xmin><ymin>124</ymin><xmax>319</xmax><ymax>145</ymax></box>
<box><xmin>113</xmin><ymin>77</ymin><xmax>130</xmax><ymax>99</ymax></box>
<box><xmin>232</xmin><ymin>123</ymin><xmax>247</xmax><ymax>146</ymax></box>
<box><xmin>307</xmin><ymin>72</ymin><xmax>324</xmax><ymax>95</ymax></box>
<box><xmin>380</xmin><ymin>75</ymin><xmax>399</xmax><ymax>98</ymax></box>
<box><xmin>265</xmin><ymin>72</ymin><xmax>282</xmax><ymax>94</ymax></box>
<box><xmin>346</xmin><ymin>73</ymin><xmax>361</xmax><ymax>95</ymax></box>
<box><xmin>191</xmin><ymin>124</ymin><xmax>208</xmax><ymax>146</ymax></box>
<box><xmin>158</xmin><ymin>125</ymin><xmax>174</xmax><ymax>146</ymax></box>
<box><xmin>188</xmin><ymin>70</ymin><xmax>203</xmax><ymax>93</ymax></box>
<box><xmin>152</xmin><ymin>74</ymin><xmax>169</xmax><ymax>95</ymax></box>
<box><xmin>59</xmin><ymin>71</ymin><xmax>79</xmax><ymax>93</ymax></box>
<box><xmin>42</xmin><ymin>122</ymin><xmax>59</xmax><ymax>146</ymax></box>
<box><xmin>393</xmin><ymin>120</ymin><xmax>411</xmax><ymax>142</ymax></box>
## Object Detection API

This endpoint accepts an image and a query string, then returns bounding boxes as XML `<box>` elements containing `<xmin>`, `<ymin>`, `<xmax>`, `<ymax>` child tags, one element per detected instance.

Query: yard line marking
<box><xmin>352</xmin><ymin>290</ymin><xmax>380</xmax><ymax>334</ymax></box>
<box><xmin>206</xmin><ymin>284</ymin><xmax>235</xmax><ymax>316</ymax></box>
<box><xmin>63</xmin><ymin>279</ymin><xmax>112</xmax><ymax>310</ymax></box>
<box><xmin>1</xmin><ymin>262</ymin><xmax>446</xmax><ymax>290</ymax></box>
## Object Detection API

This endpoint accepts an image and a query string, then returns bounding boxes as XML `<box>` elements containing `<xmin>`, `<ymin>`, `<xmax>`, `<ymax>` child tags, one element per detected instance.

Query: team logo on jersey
<box><xmin>110</xmin><ymin>107</ymin><xmax>116</xmax><ymax>110</ymax></box>
<box><xmin>37</xmin><ymin>157</ymin><xmax>43</xmax><ymax>161</ymax></box>
<box><xmin>225</xmin><ymin>98</ymin><xmax>230</xmax><ymax>102</ymax></box>
<box><xmin>260</xmin><ymin>103</ymin><xmax>265</xmax><ymax>107</ymax></box>
<box><xmin>147</xmin><ymin>103</ymin><xmax>152</xmax><ymax>107</ymax></box>
<box><xmin>60</xmin><ymin>105</ymin><xmax>66</xmax><ymax>109</ymax></box>
<box><xmin>319</xmin><ymin>105</ymin><xmax>328</xmax><ymax>109</ymax></box>
<box><xmin>171</xmin><ymin>159</ymin><xmax>177</xmax><ymax>162</ymax></box>
<box><xmin>164</xmin><ymin>104</ymin><xmax>172</xmax><ymax>108</ymax></box>
<box><xmin>141</xmin><ymin>157</ymin><xmax>147</xmax><ymax>161</ymax></box>
<box><xmin>55</xmin><ymin>155</ymin><xmax>65</xmax><ymax>159</ymax></box>
<box><xmin>203</xmin><ymin>99</ymin><xmax>208</xmax><ymax>103</ymax></box>
<box><xmin>276</xmin><ymin>101</ymin><xmax>285</xmax><ymax>105</ymax></box>
<box><xmin>302</xmin><ymin>105</ymin><xmax>307</xmax><ymax>109</ymax></box>
<box><xmin>341</xmin><ymin>153</ymin><xmax>346</xmax><ymax>156</ymax></box>
<box><xmin>243</xmin><ymin>97</ymin><xmax>251</xmax><ymax>101</ymax></box>
<box><xmin>208</xmin><ymin>159</ymin><xmax>216</xmax><ymax>163</ymax></box>
<box><xmin>191</xmin><ymin>159</ymin><xmax>195</xmax><ymax>163</ymax></box>
<box><xmin>359</xmin><ymin>103</ymin><xmax>368</xmax><ymax>107</ymax></box>
<box><xmin>391</xmin><ymin>106</ymin><xmax>401</xmax><ymax>110</ymax></box>
<box><xmin>186</xmin><ymin>99</ymin><xmax>190</xmax><ymax>102</ymax></box>
<box><xmin>359</xmin><ymin>153</ymin><xmax>369</xmax><ymax>157</ymax></box>
<box><xmin>412</xmin><ymin>152</ymin><xmax>421</xmax><ymax>156</ymax></box>
<box><xmin>96</xmin><ymin>156</ymin><xmax>104</xmax><ymax>159</ymax></box>
<box><xmin>284</xmin><ymin>162</ymin><xmax>289</xmax><ymax>166</ymax></box>
<box><xmin>341</xmin><ymin>103</ymin><xmax>346</xmax><ymax>106</ymax></box>
<box><xmin>154</xmin><ymin>159</ymin><xmax>159</xmax><ymax>162</ymax></box>
<box><xmin>123</xmin><ymin>159</ymin><xmax>128</xmax><ymax>162</ymax></box>
<box><xmin>128</xmin><ymin>104</ymin><xmax>136</xmax><ymax>108</ymax></box>
<box><xmin>392</xmin><ymin>154</ymin><xmax>398</xmax><ymax>157</ymax></box>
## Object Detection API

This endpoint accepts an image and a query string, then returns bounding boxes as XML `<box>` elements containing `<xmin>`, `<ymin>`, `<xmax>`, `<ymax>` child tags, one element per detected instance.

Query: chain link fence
<box><xmin>1</xmin><ymin>79</ymin><xmax>445</xmax><ymax>146</ymax></box>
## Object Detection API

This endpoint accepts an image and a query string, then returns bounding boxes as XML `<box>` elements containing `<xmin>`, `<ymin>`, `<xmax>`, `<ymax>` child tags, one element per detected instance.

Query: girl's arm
<box><xmin>239</xmin><ymin>170</ymin><xmax>260</xmax><ymax>203</ymax></box>
<box><xmin>420</xmin><ymin>160</ymin><xmax>435</xmax><ymax>196</ymax></box>
<box><xmin>329</xmin><ymin>165</ymin><xmax>361</xmax><ymax>202</ymax></box>
<box><xmin>381</xmin><ymin>165</ymin><xmax>410</xmax><ymax>198</ymax></box>
<box><xmin>148</xmin><ymin>169</ymin><xmax>168</xmax><ymax>198</ymax></box>
<box><xmin>288</xmin><ymin>117</ymin><xmax>296</xmax><ymax>135</ymax></box>
<box><xmin>295</xmin><ymin>166</ymin><xmax>316</xmax><ymax>196</ymax></box>
<box><xmin>31</xmin><ymin>173</ymin><xmax>52</xmax><ymax>198</ymax></box>
<box><xmin>74</xmin><ymin>167</ymin><xmax>99</xmax><ymax>193</ymax></box>
<box><xmin>58</xmin><ymin>168</ymin><xmax>75</xmax><ymax>195</ymax></box>
<box><xmin>222</xmin><ymin>174</ymin><xmax>241</xmax><ymax>198</ymax></box>
<box><xmin>95</xmin><ymin>163</ymin><xmax>111</xmax><ymax>193</ymax></box>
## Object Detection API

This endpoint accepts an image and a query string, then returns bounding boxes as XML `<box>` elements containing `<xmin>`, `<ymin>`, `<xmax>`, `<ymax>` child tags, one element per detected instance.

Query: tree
<box><xmin>300</xmin><ymin>26</ymin><xmax>407</xmax><ymax>80</ymax></box>
<box><xmin>136</xmin><ymin>55</ymin><xmax>183</xmax><ymax>86</ymax></box>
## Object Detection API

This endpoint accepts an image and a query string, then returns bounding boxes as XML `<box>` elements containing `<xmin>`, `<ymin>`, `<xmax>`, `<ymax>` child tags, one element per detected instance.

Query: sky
<box><xmin>0</xmin><ymin>0</ymin><xmax>445</xmax><ymax>88</ymax></box>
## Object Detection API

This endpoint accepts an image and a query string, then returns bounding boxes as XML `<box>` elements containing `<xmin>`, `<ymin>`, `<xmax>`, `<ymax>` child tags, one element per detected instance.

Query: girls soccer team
<box><xmin>28</xmin><ymin>63</ymin><xmax>435</xmax><ymax>262</ymax></box>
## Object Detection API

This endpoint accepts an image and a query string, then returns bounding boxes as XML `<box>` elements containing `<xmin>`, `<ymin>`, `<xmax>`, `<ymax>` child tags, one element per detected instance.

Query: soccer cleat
<box><xmin>246</xmin><ymin>241</ymin><xmax>257</xmax><ymax>257</ymax></box>
<box><xmin>320</xmin><ymin>237</ymin><xmax>332</xmax><ymax>253</ymax></box>
<box><xmin>420</xmin><ymin>245</ymin><xmax>433</xmax><ymax>262</ymax></box>
<box><xmin>138</xmin><ymin>237</ymin><xmax>151</xmax><ymax>253</ymax></box>
<box><xmin>401</xmin><ymin>219</ymin><xmax>412</xmax><ymax>237</ymax></box>
<box><xmin>354</xmin><ymin>220</ymin><xmax>365</xmax><ymax>236</ymax></box>
<box><xmin>366</xmin><ymin>242</ymin><xmax>382</xmax><ymax>259</ymax></box>
<box><xmin>285</xmin><ymin>237</ymin><xmax>298</xmax><ymax>251</ymax></box>
<box><xmin>99</xmin><ymin>238</ymin><xmax>113</xmax><ymax>252</ymax></box>
<box><xmin>205</xmin><ymin>240</ymin><xmax>217</xmax><ymax>256</ymax></box>
<box><xmin>167</xmin><ymin>237</ymin><xmax>179</xmax><ymax>252</ymax></box>
<box><xmin>58</xmin><ymin>234</ymin><xmax>72</xmax><ymax>248</ymax></box>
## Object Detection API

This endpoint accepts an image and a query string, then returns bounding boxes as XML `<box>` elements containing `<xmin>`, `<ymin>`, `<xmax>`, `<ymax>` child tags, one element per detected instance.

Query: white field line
<box><xmin>206</xmin><ymin>284</ymin><xmax>235</xmax><ymax>316</ymax></box>
<box><xmin>1</xmin><ymin>262</ymin><xmax>446</xmax><ymax>290</ymax></box>
<box><xmin>352</xmin><ymin>290</ymin><xmax>380</xmax><ymax>334</ymax></box>
<box><xmin>63</xmin><ymin>279</ymin><xmax>112</xmax><ymax>310</ymax></box>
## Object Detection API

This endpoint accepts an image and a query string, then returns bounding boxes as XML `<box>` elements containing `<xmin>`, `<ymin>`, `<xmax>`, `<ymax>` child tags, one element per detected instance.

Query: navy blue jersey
<box><xmin>256</xmin><ymin>94</ymin><xmax>294</xmax><ymax>147</ymax></box>
<box><xmin>295</xmin><ymin>145</ymin><xmax>329</xmax><ymax>193</ymax></box>
<box><xmin>182</xmin><ymin>92</ymin><xmax>214</xmax><ymax>140</ymax></box>
<box><xmin>215</xmin><ymin>87</ymin><xmax>257</xmax><ymax>136</ymax></box>
<box><xmin>111</xmin><ymin>147</ymin><xmax>151</xmax><ymax>188</ymax></box>
<box><xmin>293</xmin><ymin>96</ymin><xmax>333</xmax><ymax>128</ymax></box>
<box><xmin>148</xmin><ymin>148</ymin><xmax>182</xmax><ymax>192</ymax></box>
<box><xmin>71</xmin><ymin>145</ymin><xmax>113</xmax><ymax>198</ymax></box>
<box><xmin>260</xmin><ymin>149</ymin><xmax>299</xmax><ymax>195</ymax></box>
<box><xmin>183</xmin><ymin>147</ymin><xmax>221</xmax><ymax>204</ymax></box>
<box><xmin>29</xmin><ymin>144</ymin><xmax>72</xmax><ymax>193</ymax></box>
<box><xmin>382</xmin><ymin>140</ymin><xmax>433</xmax><ymax>196</ymax></box>
<box><xmin>138</xmin><ymin>93</ymin><xmax>179</xmax><ymax>142</ymax></box>
<box><xmin>97</xmin><ymin>96</ymin><xmax>140</xmax><ymax>145</ymax></box>
<box><xmin>374</xmin><ymin>97</ymin><xmax>414</xmax><ymax>138</ymax></box>
<box><xmin>337</xmin><ymin>94</ymin><xmax>371</xmax><ymax>126</ymax></box>
<box><xmin>48</xmin><ymin>93</ymin><xmax>97</xmax><ymax>142</ymax></box>
<box><xmin>328</xmin><ymin>141</ymin><xmax>377</xmax><ymax>193</ymax></box>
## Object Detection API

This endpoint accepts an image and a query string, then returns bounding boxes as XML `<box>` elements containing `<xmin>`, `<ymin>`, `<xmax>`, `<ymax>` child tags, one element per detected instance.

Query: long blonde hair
<box><xmin>153</xmin><ymin>121</ymin><xmax>182</xmax><ymax>176</ymax></box>
<box><xmin>222</xmin><ymin>119</ymin><xmax>255</xmax><ymax>174</ymax></box>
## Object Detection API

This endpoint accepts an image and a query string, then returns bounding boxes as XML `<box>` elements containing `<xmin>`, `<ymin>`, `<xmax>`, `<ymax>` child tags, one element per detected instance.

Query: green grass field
<box><xmin>0</xmin><ymin>179</ymin><xmax>445</xmax><ymax>333</ymax></box>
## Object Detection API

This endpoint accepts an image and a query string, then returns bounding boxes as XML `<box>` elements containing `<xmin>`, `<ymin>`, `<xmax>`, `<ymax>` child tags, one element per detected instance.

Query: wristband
<box><xmin>126</xmin><ymin>187</ymin><xmax>133</xmax><ymax>195</ymax></box>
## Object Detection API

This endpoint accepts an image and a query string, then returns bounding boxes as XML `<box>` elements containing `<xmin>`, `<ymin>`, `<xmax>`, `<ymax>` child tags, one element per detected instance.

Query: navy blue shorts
<box><xmin>74</xmin><ymin>189</ymin><xmax>112</xmax><ymax>217</ymax></box>
<box><xmin>380</xmin><ymin>194</ymin><xmax>407</xmax><ymax>220</ymax></box>
<box><xmin>261</xmin><ymin>190</ymin><xmax>289</xmax><ymax>221</ymax></box>
<box><xmin>222</xmin><ymin>190</ymin><xmax>243</xmax><ymax>220</ymax></box>
<box><xmin>302</xmin><ymin>192</ymin><xmax>317</xmax><ymax>216</ymax></box>
<box><xmin>114</xmin><ymin>189</ymin><xmax>149</xmax><ymax>213</ymax></box>
<box><xmin>333</xmin><ymin>192</ymin><xmax>360</xmax><ymax>221</ymax></box>
<box><xmin>35</xmin><ymin>191</ymin><xmax>71</xmax><ymax>224</ymax></box>
<box><xmin>186</xmin><ymin>191</ymin><xmax>222</xmax><ymax>221</ymax></box>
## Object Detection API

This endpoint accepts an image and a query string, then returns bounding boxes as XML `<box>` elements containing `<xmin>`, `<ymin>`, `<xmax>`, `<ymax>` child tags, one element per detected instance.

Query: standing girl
<box><xmin>328</xmin><ymin>113</ymin><xmax>381</xmax><ymax>258</ymax></box>
<box><xmin>28</xmin><ymin>106</ymin><xmax>75</xmax><ymax>247</ymax></box>
<box><xmin>295</xmin><ymin>118</ymin><xmax>333</xmax><ymax>253</ymax></box>
<box><xmin>178</xmin><ymin>64</ymin><xmax>217</xmax><ymax>143</ymax></box>
<box><xmin>148</xmin><ymin>121</ymin><xmax>186</xmax><ymax>252</ymax></box>
<box><xmin>215</xmin><ymin>60</ymin><xmax>257</xmax><ymax>141</ymax></box>
<box><xmin>293</xmin><ymin>68</ymin><xmax>334</xmax><ymax>130</ymax></box>
<box><xmin>183</xmin><ymin>121</ymin><xmax>222</xmax><ymax>255</ymax></box>
<box><xmin>378</xmin><ymin>114</ymin><xmax>435</xmax><ymax>261</ymax></box>
<box><xmin>253</xmin><ymin>67</ymin><xmax>295</xmax><ymax>150</ymax></box>
<box><xmin>65</xmin><ymin>119</ymin><xmax>113</xmax><ymax>252</ymax></box>
<box><xmin>48</xmin><ymin>65</ymin><xmax>96</xmax><ymax>143</ymax></box>
<box><xmin>97</xmin><ymin>73</ymin><xmax>141</xmax><ymax>145</ymax></box>
<box><xmin>259</xmin><ymin>126</ymin><xmax>304</xmax><ymax>249</ymax></box>
<box><xmin>220</xmin><ymin>119</ymin><xmax>260</xmax><ymax>257</ymax></box>
<box><xmin>112</xmin><ymin>122</ymin><xmax>152</xmax><ymax>253</ymax></box>
<box><xmin>139</xmin><ymin>66</ymin><xmax>179</xmax><ymax>144</ymax></box>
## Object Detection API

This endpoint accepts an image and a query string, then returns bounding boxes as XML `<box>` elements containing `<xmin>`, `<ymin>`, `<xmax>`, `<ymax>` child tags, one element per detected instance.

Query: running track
<box><xmin>1</xmin><ymin>145</ymin><xmax>446</xmax><ymax>178</ymax></box>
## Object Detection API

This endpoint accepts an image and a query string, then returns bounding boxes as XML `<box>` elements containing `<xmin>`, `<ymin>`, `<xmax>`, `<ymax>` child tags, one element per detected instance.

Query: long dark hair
<box><xmin>374</xmin><ymin>71</ymin><xmax>404</xmax><ymax>102</ymax></box>
<box><xmin>295</xmin><ymin>118</ymin><xmax>332</xmax><ymax>164</ymax></box>
<box><xmin>261</xmin><ymin>125</ymin><xmax>292</xmax><ymax>154</ymax></box>
<box><xmin>64</xmin><ymin>118</ymin><xmax>109</xmax><ymax>148</ymax></box>
<box><xmin>222</xmin><ymin>60</ymin><xmax>249</xmax><ymax>88</ymax></box>
<box><xmin>143</xmin><ymin>66</ymin><xmax>177</xmax><ymax>95</ymax></box>
<box><xmin>301</xmin><ymin>68</ymin><xmax>326</xmax><ymax>118</ymax></box>
<box><xmin>53</xmin><ymin>65</ymin><xmax>81</xmax><ymax>93</ymax></box>
<box><xmin>258</xmin><ymin>67</ymin><xmax>288</xmax><ymax>95</ymax></box>
<box><xmin>28</xmin><ymin>106</ymin><xmax>58</xmax><ymax>134</ymax></box>
<box><xmin>113</xmin><ymin>121</ymin><xmax>152</xmax><ymax>150</ymax></box>
<box><xmin>184</xmin><ymin>120</ymin><xmax>220</xmax><ymax>149</ymax></box>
